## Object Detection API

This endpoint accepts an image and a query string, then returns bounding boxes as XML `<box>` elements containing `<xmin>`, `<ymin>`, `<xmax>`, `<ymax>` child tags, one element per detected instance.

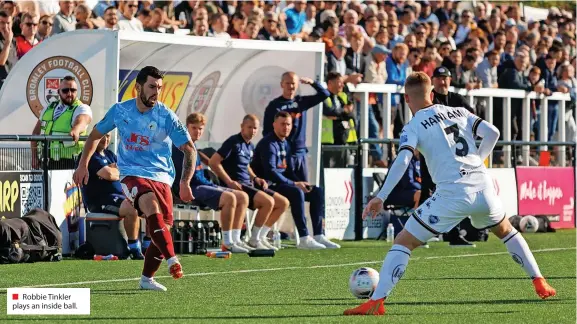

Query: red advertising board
<box><xmin>516</xmin><ymin>167</ymin><xmax>575</xmax><ymax>229</ymax></box>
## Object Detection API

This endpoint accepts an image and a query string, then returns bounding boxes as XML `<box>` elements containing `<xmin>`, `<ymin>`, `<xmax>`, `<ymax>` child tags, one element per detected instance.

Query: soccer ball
<box><xmin>519</xmin><ymin>216</ymin><xmax>539</xmax><ymax>233</ymax></box>
<box><xmin>349</xmin><ymin>267</ymin><xmax>380</xmax><ymax>299</ymax></box>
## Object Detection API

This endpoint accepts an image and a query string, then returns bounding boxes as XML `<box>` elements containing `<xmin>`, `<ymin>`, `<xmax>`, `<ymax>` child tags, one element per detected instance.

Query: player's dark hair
<box><xmin>0</xmin><ymin>10</ymin><xmax>9</xmax><ymax>19</ymax></box>
<box><xmin>136</xmin><ymin>66</ymin><xmax>163</xmax><ymax>86</ymax></box>
<box><xmin>61</xmin><ymin>75</ymin><xmax>75</xmax><ymax>82</ymax></box>
<box><xmin>274</xmin><ymin>111</ymin><xmax>291</xmax><ymax>120</ymax></box>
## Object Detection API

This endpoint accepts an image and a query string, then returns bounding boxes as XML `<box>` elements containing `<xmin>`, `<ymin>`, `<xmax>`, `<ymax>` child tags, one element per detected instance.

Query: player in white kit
<box><xmin>344</xmin><ymin>72</ymin><xmax>556</xmax><ymax>316</ymax></box>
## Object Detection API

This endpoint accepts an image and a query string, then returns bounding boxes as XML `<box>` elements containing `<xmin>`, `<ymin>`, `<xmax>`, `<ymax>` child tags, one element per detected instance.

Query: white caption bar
<box><xmin>7</xmin><ymin>288</ymin><xmax>90</xmax><ymax>315</ymax></box>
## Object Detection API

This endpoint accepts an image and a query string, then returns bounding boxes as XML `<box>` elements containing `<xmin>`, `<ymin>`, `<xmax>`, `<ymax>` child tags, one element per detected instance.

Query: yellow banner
<box><xmin>120</xmin><ymin>73</ymin><xmax>191</xmax><ymax>112</ymax></box>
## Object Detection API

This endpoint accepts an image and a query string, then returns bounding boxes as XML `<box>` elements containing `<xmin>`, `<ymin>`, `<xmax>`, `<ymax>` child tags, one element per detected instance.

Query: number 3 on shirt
<box><xmin>444</xmin><ymin>124</ymin><xmax>469</xmax><ymax>157</ymax></box>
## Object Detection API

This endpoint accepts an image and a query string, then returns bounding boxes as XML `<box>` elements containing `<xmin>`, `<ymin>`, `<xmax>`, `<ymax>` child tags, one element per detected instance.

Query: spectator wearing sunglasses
<box><xmin>52</xmin><ymin>0</ymin><xmax>76</xmax><ymax>35</ymax></box>
<box><xmin>15</xmin><ymin>13</ymin><xmax>40</xmax><ymax>59</ymax></box>
<box><xmin>32</xmin><ymin>76</ymin><xmax>93</xmax><ymax>170</ymax></box>
<box><xmin>118</xmin><ymin>0</ymin><xmax>143</xmax><ymax>32</ymax></box>
<box><xmin>36</xmin><ymin>15</ymin><xmax>53</xmax><ymax>41</ymax></box>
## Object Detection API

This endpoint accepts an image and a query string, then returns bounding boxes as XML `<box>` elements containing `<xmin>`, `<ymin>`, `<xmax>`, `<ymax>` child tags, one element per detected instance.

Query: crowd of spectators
<box><xmin>0</xmin><ymin>0</ymin><xmax>575</xmax><ymax>165</ymax></box>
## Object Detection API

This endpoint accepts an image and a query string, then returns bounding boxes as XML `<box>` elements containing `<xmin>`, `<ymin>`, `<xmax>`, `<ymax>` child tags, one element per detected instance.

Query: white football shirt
<box><xmin>399</xmin><ymin>104</ymin><xmax>491</xmax><ymax>196</ymax></box>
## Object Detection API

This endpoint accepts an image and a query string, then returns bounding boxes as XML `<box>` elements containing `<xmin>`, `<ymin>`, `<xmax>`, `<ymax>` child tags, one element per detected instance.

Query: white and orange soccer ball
<box><xmin>349</xmin><ymin>267</ymin><xmax>380</xmax><ymax>299</ymax></box>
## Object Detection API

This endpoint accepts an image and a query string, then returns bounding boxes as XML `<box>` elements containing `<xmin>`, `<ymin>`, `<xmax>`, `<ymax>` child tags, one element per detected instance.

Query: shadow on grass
<box><xmin>300</xmin><ymin>298</ymin><xmax>574</xmax><ymax>307</ymax></box>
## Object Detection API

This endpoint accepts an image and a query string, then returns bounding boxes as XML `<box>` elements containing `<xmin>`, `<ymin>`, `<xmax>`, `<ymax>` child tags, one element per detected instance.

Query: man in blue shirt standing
<box><xmin>74</xmin><ymin>66</ymin><xmax>197</xmax><ymax>292</ymax></box>
<box><xmin>79</xmin><ymin>132</ymin><xmax>147</xmax><ymax>259</ymax></box>
<box><xmin>263</xmin><ymin>72</ymin><xmax>330</xmax><ymax>182</ymax></box>
<box><xmin>209</xmin><ymin>114</ymin><xmax>289</xmax><ymax>251</ymax></box>
<box><xmin>172</xmin><ymin>113</ymin><xmax>253</xmax><ymax>253</ymax></box>
<box><xmin>253</xmin><ymin>111</ymin><xmax>340</xmax><ymax>250</ymax></box>
<box><xmin>284</xmin><ymin>1</ymin><xmax>307</xmax><ymax>38</ymax></box>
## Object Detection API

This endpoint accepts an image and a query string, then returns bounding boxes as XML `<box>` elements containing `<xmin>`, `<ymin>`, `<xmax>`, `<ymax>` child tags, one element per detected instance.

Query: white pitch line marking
<box><xmin>1</xmin><ymin>247</ymin><xmax>574</xmax><ymax>290</ymax></box>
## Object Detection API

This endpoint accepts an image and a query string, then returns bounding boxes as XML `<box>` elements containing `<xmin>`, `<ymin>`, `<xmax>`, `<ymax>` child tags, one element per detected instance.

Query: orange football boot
<box><xmin>533</xmin><ymin>277</ymin><xmax>556</xmax><ymax>299</ymax></box>
<box><xmin>343</xmin><ymin>298</ymin><xmax>385</xmax><ymax>316</ymax></box>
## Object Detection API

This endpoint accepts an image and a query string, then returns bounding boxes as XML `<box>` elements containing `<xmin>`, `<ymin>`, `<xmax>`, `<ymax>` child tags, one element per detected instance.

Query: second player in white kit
<box><xmin>344</xmin><ymin>72</ymin><xmax>556</xmax><ymax>316</ymax></box>
<box><xmin>393</xmin><ymin>102</ymin><xmax>504</xmax><ymax>242</ymax></box>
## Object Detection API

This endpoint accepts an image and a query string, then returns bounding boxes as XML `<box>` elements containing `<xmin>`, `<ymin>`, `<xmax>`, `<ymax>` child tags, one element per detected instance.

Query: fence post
<box><xmin>354</xmin><ymin>142</ymin><xmax>364</xmax><ymax>241</ymax></box>
<box><xmin>42</xmin><ymin>139</ymin><xmax>50</xmax><ymax>211</ymax></box>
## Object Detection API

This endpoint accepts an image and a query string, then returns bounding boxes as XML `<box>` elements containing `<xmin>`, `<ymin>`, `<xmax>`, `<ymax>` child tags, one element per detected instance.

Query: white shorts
<box><xmin>404</xmin><ymin>187</ymin><xmax>506</xmax><ymax>243</ymax></box>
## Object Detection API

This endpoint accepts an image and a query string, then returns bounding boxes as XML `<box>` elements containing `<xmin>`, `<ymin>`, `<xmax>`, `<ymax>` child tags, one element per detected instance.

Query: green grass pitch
<box><xmin>0</xmin><ymin>230</ymin><xmax>575</xmax><ymax>323</ymax></box>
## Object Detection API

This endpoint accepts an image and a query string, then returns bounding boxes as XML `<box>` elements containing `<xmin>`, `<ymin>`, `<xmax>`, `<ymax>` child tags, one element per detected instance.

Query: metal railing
<box><xmin>347</xmin><ymin>83</ymin><xmax>573</xmax><ymax>168</ymax></box>
<box><xmin>0</xmin><ymin>135</ymin><xmax>88</xmax><ymax>211</ymax></box>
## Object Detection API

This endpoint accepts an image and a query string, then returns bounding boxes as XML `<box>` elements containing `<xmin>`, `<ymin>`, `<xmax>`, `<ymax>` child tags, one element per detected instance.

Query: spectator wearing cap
<box><xmin>476</xmin><ymin>50</ymin><xmax>500</xmax><ymax>89</ymax></box>
<box><xmin>387</xmin><ymin>20</ymin><xmax>404</xmax><ymax>50</ymax></box>
<box><xmin>52</xmin><ymin>0</ymin><xmax>76</xmax><ymax>35</ymax></box>
<box><xmin>431</xmin><ymin>67</ymin><xmax>475</xmax><ymax>112</ymax></box>
<box><xmin>362</xmin><ymin>44</ymin><xmax>388</xmax><ymax>168</ymax></box>
<box><xmin>118</xmin><ymin>0</ymin><xmax>143</xmax><ymax>32</ymax></box>
<box><xmin>417</xmin><ymin>1</ymin><xmax>439</xmax><ymax>26</ymax></box>
<box><xmin>454</xmin><ymin>9</ymin><xmax>473</xmax><ymax>45</ymax></box>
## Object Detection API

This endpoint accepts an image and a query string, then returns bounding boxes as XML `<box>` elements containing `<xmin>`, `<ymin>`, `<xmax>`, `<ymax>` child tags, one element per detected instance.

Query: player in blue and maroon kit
<box><xmin>262</xmin><ymin>72</ymin><xmax>330</xmax><ymax>181</ymax></box>
<box><xmin>74</xmin><ymin>66</ymin><xmax>197</xmax><ymax>292</ymax></box>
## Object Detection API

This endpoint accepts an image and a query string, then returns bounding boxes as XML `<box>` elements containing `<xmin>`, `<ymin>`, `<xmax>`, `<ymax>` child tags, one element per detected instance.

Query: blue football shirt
<box><xmin>95</xmin><ymin>99</ymin><xmax>191</xmax><ymax>185</ymax></box>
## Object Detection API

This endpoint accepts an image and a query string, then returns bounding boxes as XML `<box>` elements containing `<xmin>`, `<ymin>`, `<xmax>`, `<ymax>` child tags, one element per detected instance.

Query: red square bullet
<box><xmin>12</xmin><ymin>294</ymin><xmax>18</xmax><ymax>300</ymax></box>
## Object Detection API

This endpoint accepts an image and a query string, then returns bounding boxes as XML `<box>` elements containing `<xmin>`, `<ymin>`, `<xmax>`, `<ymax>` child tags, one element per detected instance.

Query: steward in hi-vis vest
<box><xmin>32</xmin><ymin>76</ymin><xmax>92</xmax><ymax>170</ymax></box>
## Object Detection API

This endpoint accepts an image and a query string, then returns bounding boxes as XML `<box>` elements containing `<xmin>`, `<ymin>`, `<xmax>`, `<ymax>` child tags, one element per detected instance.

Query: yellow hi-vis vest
<box><xmin>322</xmin><ymin>92</ymin><xmax>358</xmax><ymax>144</ymax></box>
<box><xmin>39</xmin><ymin>99</ymin><xmax>86</xmax><ymax>160</ymax></box>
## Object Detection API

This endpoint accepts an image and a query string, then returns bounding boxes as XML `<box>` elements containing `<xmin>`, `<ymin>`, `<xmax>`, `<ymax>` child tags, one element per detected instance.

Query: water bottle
<box><xmin>94</xmin><ymin>254</ymin><xmax>119</xmax><ymax>261</ymax></box>
<box><xmin>248</xmin><ymin>249</ymin><xmax>275</xmax><ymax>257</ymax></box>
<box><xmin>272</xmin><ymin>230</ymin><xmax>282</xmax><ymax>249</ymax></box>
<box><xmin>195</xmin><ymin>222</ymin><xmax>207</xmax><ymax>254</ymax></box>
<box><xmin>186</xmin><ymin>221</ymin><xmax>194</xmax><ymax>254</ymax></box>
<box><xmin>386</xmin><ymin>223</ymin><xmax>395</xmax><ymax>243</ymax></box>
<box><xmin>206</xmin><ymin>251</ymin><xmax>231</xmax><ymax>259</ymax></box>
<box><xmin>208</xmin><ymin>222</ymin><xmax>216</xmax><ymax>247</ymax></box>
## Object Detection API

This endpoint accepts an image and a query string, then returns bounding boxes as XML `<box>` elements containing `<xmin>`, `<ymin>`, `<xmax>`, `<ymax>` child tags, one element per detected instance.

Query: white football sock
<box><xmin>232</xmin><ymin>229</ymin><xmax>242</xmax><ymax>244</ymax></box>
<box><xmin>371</xmin><ymin>244</ymin><xmax>411</xmax><ymax>300</ymax></box>
<box><xmin>250</xmin><ymin>226</ymin><xmax>262</xmax><ymax>241</ymax></box>
<box><xmin>259</xmin><ymin>226</ymin><xmax>271</xmax><ymax>240</ymax></box>
<box><xmin>166</xmin><ymin>256</ymin><xmax>179</xmax><ymax>267</ymax></box>
<box><xmin>223</xmin><ymin>231</ymin><xmax>234</xmax><ymax>246</ymax></box>
<box><xmin>501</xmin><ymin>229</ymin><xmax>543</xmax><ymax>279</ymax></box>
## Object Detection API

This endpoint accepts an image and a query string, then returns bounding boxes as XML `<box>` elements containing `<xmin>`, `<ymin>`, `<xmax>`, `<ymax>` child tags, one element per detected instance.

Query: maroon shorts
<box><xmin>121</xmin><ymin>176</ymin><xmax>174</xmax><ymax>226</ymax></box>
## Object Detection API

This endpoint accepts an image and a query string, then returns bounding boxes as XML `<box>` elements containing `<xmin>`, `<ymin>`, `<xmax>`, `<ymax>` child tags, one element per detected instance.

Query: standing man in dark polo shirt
<box><xmin>209</xmin><ymin>114</ymin><xmax>289</xmax><ymax>251</ymax></box>
<box><xmin>262</xmin><ymin>71</ymin><xmax>330</xmax><ymax>182</ymax></box>
<box><xmin>420</xmin><ymin>67</ymin><xmax>477</xmax><ymax>247</ymax></box>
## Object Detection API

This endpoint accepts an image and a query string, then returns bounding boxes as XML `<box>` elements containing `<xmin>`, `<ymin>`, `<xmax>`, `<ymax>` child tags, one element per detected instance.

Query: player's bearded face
<box><xmin>139</xmin><ymin>78</ymin><xmax>162</xmax><ymax>108</ymax></box>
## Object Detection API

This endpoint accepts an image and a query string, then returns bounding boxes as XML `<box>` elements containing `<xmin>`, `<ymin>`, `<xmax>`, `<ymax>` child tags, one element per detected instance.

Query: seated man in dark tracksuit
<box><xmin>209</xmin><ymin>114</ymin><xmax>289</xmax><ymax>251</ymax></box>
<box><xmin>171</xmin><ymin>113</ymin><xmax>252</xmax><ymax>253</ymax></box>
<box><xmin>252</xmin><ymin>111</ymin><xmax>340</xmax><ymax>250</ymax></box>
<box><xmin>77</xmin><ymin>133</ymin><xmax>145</xmax><ymax>259</ymax></box>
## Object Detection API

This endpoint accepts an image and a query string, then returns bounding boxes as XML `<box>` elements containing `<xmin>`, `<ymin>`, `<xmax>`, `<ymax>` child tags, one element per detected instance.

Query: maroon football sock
<box><xmin>142</xmin><ymin>243</ymin><xmax>163</xmax><ymax>278</ymax></box>
<box><xmin>146</xmin><ymin>213</ymin><xmax>176</xmax><ymax>259</ymax></box>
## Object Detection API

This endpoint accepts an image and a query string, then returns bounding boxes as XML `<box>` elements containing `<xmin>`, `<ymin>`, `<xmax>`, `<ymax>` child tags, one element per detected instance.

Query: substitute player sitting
<box><xmin>74</xmin><ymin>66</ymin><xmax>197</xmax><ymax>292</ymax></box>
<box><xmin>344</xmin><ymin>72</ymin><xmax>556</xmax><ymax>316</ymax></box>
<box><xmin>172</xmin><ymin>113</ymin><xmax>253</xmax><ymax>253</ymax></box>
<box><xmin>209</xmin><ymin>114</ymin><xmax>289</xmax><ymax>251</ymax></box>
